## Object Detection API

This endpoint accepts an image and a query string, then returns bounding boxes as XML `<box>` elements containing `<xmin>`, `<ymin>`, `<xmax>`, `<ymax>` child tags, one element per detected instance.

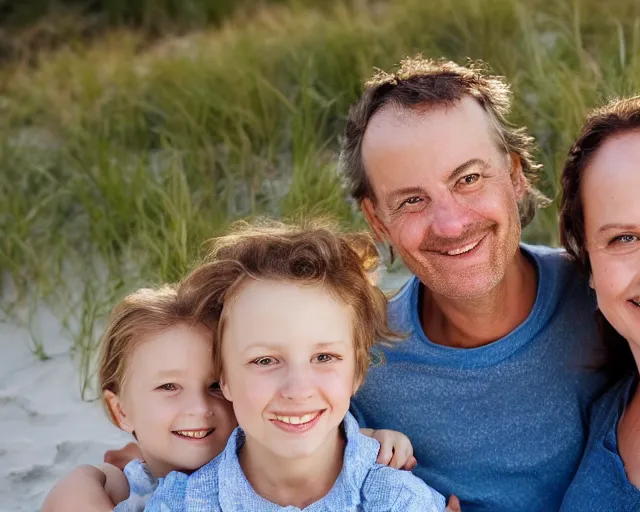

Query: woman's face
<box><xmin>582</xmin><ymin>130</ymin><xmax>640</xmax><ymax>354</ymax></box>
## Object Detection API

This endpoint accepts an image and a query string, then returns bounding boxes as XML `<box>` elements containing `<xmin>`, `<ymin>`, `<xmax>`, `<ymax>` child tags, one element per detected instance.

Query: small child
<box><xmin>145</xmin><ymin>220</ymin><xmax>447</xmax><ymax>511</ymax></box>
<box><xmin>43</xmin><ymin>284</ymin><xmax>239</xmax><ymax>511</ymax></box>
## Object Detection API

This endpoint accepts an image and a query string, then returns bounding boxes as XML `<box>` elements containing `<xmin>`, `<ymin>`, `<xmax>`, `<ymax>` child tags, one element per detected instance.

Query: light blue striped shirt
<box><xmin>144</xmin><ymin>411</ymin><xmax>446</xmax><ymax>511</ymax></box>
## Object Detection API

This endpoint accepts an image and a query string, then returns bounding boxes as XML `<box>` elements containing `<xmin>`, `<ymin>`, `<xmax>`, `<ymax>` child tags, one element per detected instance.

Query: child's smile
<box><xmin>267</xmin><ymin>409</ymin><xmax>326</xmax><ymax>433</ymax></box>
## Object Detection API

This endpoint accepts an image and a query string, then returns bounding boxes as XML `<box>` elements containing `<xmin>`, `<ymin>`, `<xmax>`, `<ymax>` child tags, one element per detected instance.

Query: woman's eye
<box><xmin>209</xmin><ymin>381</ymin><xmax>221</xmax><ymax>391</ymax></box>
<box><xmin>158</xmin><ymin>383</ymin><xmax>177</xmax><ymax>391</ymax></box>
<box><xmin>458</xmin><ymin>173</ymin><xmax>480</xmax><ymax>186</ymax></box>
<box><xmin>252</xmin><ymin>357</ymin><xmax>277</xmax><ymax>366</ymax></box>
<box><xmin>611</xmin><ymin>234</ymin><xmax>638</xmax><ymax>245</ymax></box>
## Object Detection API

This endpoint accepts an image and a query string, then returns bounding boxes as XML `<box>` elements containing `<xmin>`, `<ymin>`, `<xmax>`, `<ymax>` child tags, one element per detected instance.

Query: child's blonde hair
<box><xmin>97</xmin><ymin>284</ymin><xmax>209</xmax><ymax>426</ymax></box>
<box><xmin>178</xmin><ymin>218</ymin><xmax>399</xmax><ymax>384</ymax></box>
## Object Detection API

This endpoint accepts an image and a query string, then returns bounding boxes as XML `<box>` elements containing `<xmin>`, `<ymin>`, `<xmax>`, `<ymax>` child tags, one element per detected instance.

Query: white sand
<box><xmin>0</xmin><ymin>266</ymin><xmax>411</xmax><ymax>512</ymax></box>
<box><xmin>0</xmin><ymin>302</ymin><xmax>131</xmax><ymax>512</ymax></box>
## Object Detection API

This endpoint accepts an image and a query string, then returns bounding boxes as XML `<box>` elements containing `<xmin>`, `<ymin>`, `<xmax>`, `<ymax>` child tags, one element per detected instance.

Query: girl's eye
<box><xmin>252</xmin><ymin>357</ymin><xmax>277</xmax><ymax>366</ymax></box>
<box><xmin>313</xmin><ymin>353</ymin><xmax>336</xmax><ymax>363</ymax></box>
<box><xmin>458</xmin><ymin>173</ymin><xmax>480</xmax><ymax>186</ymax></box>
<box><xmin>611</xmin><ymin>234</ymin><xmax>638</xmax><ymax>245</ymax></box>
<box><xmin>158</xmin><ymin>383</ymin><xmax>177</xmax><ymax>391</ymax></box>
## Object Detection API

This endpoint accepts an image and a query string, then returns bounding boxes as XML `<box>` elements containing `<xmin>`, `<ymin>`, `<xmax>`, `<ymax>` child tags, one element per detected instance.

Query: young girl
<box><xmin>145</xmin><ymin>220</ymin><xmax>447</xmax><ymax>511</ymax></box>
<box><xmin>44</xmin><ymin>284</ymin><xmax>239</xmax><ymax>511</ymax></box>
<box><xmin>559</xmin><ymin>97</ymin><xmax>640</xmax><ymax>511</ymax></box>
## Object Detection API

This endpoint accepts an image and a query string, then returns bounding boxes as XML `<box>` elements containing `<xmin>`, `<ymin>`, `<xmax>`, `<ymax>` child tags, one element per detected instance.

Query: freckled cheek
<box><xmin>391</xmin><ymin>216</ymin><xmax>428</xmax><ymax>253</ymax></box>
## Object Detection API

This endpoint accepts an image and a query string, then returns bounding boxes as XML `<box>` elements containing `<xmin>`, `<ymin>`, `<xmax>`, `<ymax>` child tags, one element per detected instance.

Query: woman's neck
<box><xmin>239</xmin><ymin>428</ymin><xmax>345</xmax><ymax>508</ymax></box>
<box><xmin>617</xmin><ymin>342</ymin><xmax>640</xmax><ymax>487</ymax></box>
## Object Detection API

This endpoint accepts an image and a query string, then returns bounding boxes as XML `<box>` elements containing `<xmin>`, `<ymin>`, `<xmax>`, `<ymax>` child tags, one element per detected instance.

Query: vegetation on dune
<box><xmin>1</xmin><ymin>0</ymin><xmax>640</xmax><ymax>394</ymax></box>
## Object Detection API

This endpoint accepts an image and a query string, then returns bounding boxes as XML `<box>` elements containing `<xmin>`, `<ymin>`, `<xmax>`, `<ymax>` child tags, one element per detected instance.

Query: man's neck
<box><xmin>420</xmin><ymin>248</ymin><xmax>537</xmax><ymax>348</ymax></box>
<box><xmin>239</xmin><ymin>428</ymin><xmax>344</xmax><ymax>508</ymax></box>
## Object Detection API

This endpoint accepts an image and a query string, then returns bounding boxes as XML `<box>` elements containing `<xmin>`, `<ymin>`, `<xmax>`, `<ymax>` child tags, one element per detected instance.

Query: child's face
<box><xmin>582</xmin><ymin>131</ymin><xmax>640</xmax><ymax>351</ymax></box>
<box><xmin>221</xmin><ymin>280</ymin><xmax>359</xmax><ymax>463</ymax></box>
<box><xmin>107</xmin><ymin>322</ymin><xmax>237</xmax><ymax>477</ymax></box>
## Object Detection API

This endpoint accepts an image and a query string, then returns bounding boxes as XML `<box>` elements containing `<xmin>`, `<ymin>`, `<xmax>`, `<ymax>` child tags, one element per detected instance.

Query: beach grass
<box><xmin>1</xmin><ymin>0</ymin><xmax>639</xmax><ymax>394</ymax></box>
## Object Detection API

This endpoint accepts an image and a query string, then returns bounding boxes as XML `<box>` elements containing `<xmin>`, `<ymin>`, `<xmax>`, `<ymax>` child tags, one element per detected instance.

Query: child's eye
<box><xmin>457</xmin><ymin>173</ymin><xmax>480</xmax><ymax>186</ymax></box>
<box><xmin>158</xmin><ymin>383</ymin><xmax>177</xmax><ymax>391</ymax></box>
<box><xmin>252</xmin><ymin>356</ymin><xmax>277</xmax><ymax>366</ymax></box>
<box><xmin>313</xmin><ymin>353</ymin><xmax>337</xmax><ymax>363</ymax></box>
<box><xmin>209</xmin><ymin>382</ymin><xmax>222</xmax><ymax>392</ymax></box>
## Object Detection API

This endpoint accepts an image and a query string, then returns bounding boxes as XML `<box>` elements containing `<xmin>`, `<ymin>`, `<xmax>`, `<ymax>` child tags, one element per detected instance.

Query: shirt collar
<box><xmin>217</xmin><ymin>411</ymin><xmax>379</xmax><ymax>511</ymax></box>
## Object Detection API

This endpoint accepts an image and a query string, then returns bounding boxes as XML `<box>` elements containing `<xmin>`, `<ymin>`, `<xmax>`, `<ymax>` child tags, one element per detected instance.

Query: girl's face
<box><xmin>106</xmin><ymin>322</ymin><xmax>237</xmax><ymax>477</ymax></box>
<box><xmin>582</xmin><ymin>130</ymin><xmax>640</xmax><ymax>354</ymax></box>
<box><xmin>220</xmin><ymin>280</ymin><xmax>359</xmax><ymax>463</ymax></box>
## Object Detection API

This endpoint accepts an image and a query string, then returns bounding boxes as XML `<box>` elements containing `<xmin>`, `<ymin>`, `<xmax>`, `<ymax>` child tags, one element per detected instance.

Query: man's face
<box><xmin>361</xmin><ymin>96</ymin><xmax>526</xmax><ymax>300</ymax></box>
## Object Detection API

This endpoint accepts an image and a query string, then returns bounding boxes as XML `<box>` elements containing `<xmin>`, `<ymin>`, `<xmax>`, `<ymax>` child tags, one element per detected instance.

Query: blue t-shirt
<box><xmin>351</xmin><ymin>245</ymin><xmax>608</xmax><ymax>512</ymax></box>
<box><xmin>145</xmin><ymin>411</ymin><xmax>446</xmax><ymax>511</ymax></box>
<box><xmin>561</xmin><ymin>373</ymin><xmax>640</xmax><ymax>512</ymax></box>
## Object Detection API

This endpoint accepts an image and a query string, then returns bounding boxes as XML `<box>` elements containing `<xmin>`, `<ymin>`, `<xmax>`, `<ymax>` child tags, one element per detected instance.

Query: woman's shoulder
<box><xmin>588</xmin><ymin>374</ymin><xmax>637</xmax><ymax>434</ymax></box>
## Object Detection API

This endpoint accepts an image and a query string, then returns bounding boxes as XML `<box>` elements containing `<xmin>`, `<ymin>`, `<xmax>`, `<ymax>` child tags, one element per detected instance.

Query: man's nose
<box><xmin>429</xmin><ymin>195</ymin><xmax>470</xmax><ymax>240</ymax></box>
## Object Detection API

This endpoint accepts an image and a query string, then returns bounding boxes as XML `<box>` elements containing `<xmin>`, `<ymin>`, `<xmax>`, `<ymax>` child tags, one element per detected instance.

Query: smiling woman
<box><xmin>559</xmin><ymin>96</ymin><xmax>640</xmax><ymax>512</ymax></box>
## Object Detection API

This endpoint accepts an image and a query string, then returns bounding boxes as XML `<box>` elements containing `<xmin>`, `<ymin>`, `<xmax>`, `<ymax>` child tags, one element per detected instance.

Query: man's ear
<box><xmin>509</xmin><ymin>152</ymin><xmax>527</xmax><ymax>201</ymax></box>
<box><xmin>362</xmin><ymin>198</ymin><xmax>390</xmax><ymax>243</ymax></box>
<box><xmin>104</xmin><ymin>390</ymin><xmax>134</xmax><ymax>434</ymax></box>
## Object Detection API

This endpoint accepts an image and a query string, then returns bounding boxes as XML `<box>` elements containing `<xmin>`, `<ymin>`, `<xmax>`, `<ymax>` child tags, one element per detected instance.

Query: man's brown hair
<box><xmin>339</xmin><ymin>56</ymin><xmax>548</xmax><ymax>228</ymax></box>
<box><xmin>178</xmin><ymin>219</ymin><xmax>398</xmax><ymax>383</ymax></box>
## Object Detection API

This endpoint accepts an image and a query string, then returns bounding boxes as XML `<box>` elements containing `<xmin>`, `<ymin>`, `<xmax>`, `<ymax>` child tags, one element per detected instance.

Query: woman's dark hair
<box><xmin>559</xmin><ymin>96</ymin><xmax>640</xmax><ymax>382</ymax></box>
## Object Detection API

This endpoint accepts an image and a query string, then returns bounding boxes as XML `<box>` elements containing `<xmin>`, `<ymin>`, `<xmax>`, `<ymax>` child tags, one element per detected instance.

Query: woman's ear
<box><xmin>104</xmin><ymin>390</ymin><xmax>134</xmax><ymax>434</ymax></box>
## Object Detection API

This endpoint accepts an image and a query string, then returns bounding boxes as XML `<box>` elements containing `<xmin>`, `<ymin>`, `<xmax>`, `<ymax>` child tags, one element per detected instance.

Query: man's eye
<box><xmin>398</xmin><ymin>196</ymin><xmax>423</xmax><ymax>210</ymax></box>
<box><xmin>158</xmin><ymin>383</ymin><xmax>177</xmax><ymax>391</ymax></box>
<box><xmin>458</xmin><ymin>173</ymin><xmax>480</xmax><ymax>186</ymax></box>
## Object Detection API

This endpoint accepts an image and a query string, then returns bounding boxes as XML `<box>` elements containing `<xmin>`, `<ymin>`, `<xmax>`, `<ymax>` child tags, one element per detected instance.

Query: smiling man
<box><xmin>341</xmin><ymin>58</ymin><xmax>608</xmax><ymax>512</ymax></box>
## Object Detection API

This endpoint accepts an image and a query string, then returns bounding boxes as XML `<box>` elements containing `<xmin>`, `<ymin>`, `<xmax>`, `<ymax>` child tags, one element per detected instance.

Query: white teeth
<box><xmin>274</xmin><ymin>412</ymin><xmax>318</xmax><ymax>425</ymax></box>
<box><xmin>444</xmin><ymin>240</ymin><xmax>480</xmax><ymax>256</ymax></box>
<box><xmin>174</xmin><ymin>429</ymin><xmax>212</xmax><ymax>439</ymax></box>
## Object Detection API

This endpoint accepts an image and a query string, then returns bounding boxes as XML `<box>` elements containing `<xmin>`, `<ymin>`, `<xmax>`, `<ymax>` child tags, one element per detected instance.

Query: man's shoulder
<box><xmin>521</xmin><ymin>243</ymin><xmax>572</xmax><ymax>270</ymax></box>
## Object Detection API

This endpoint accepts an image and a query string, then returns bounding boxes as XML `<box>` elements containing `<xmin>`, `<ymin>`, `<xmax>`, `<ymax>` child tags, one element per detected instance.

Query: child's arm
<box><xmin>360</xmin><ymin>428</ymin><xmax>418</xmax><ymax>470</ymax></box>
<box><xmin>41</xmin><ymin>463</ymin><xmax>129</xmax><ymax>512</ymax></box>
